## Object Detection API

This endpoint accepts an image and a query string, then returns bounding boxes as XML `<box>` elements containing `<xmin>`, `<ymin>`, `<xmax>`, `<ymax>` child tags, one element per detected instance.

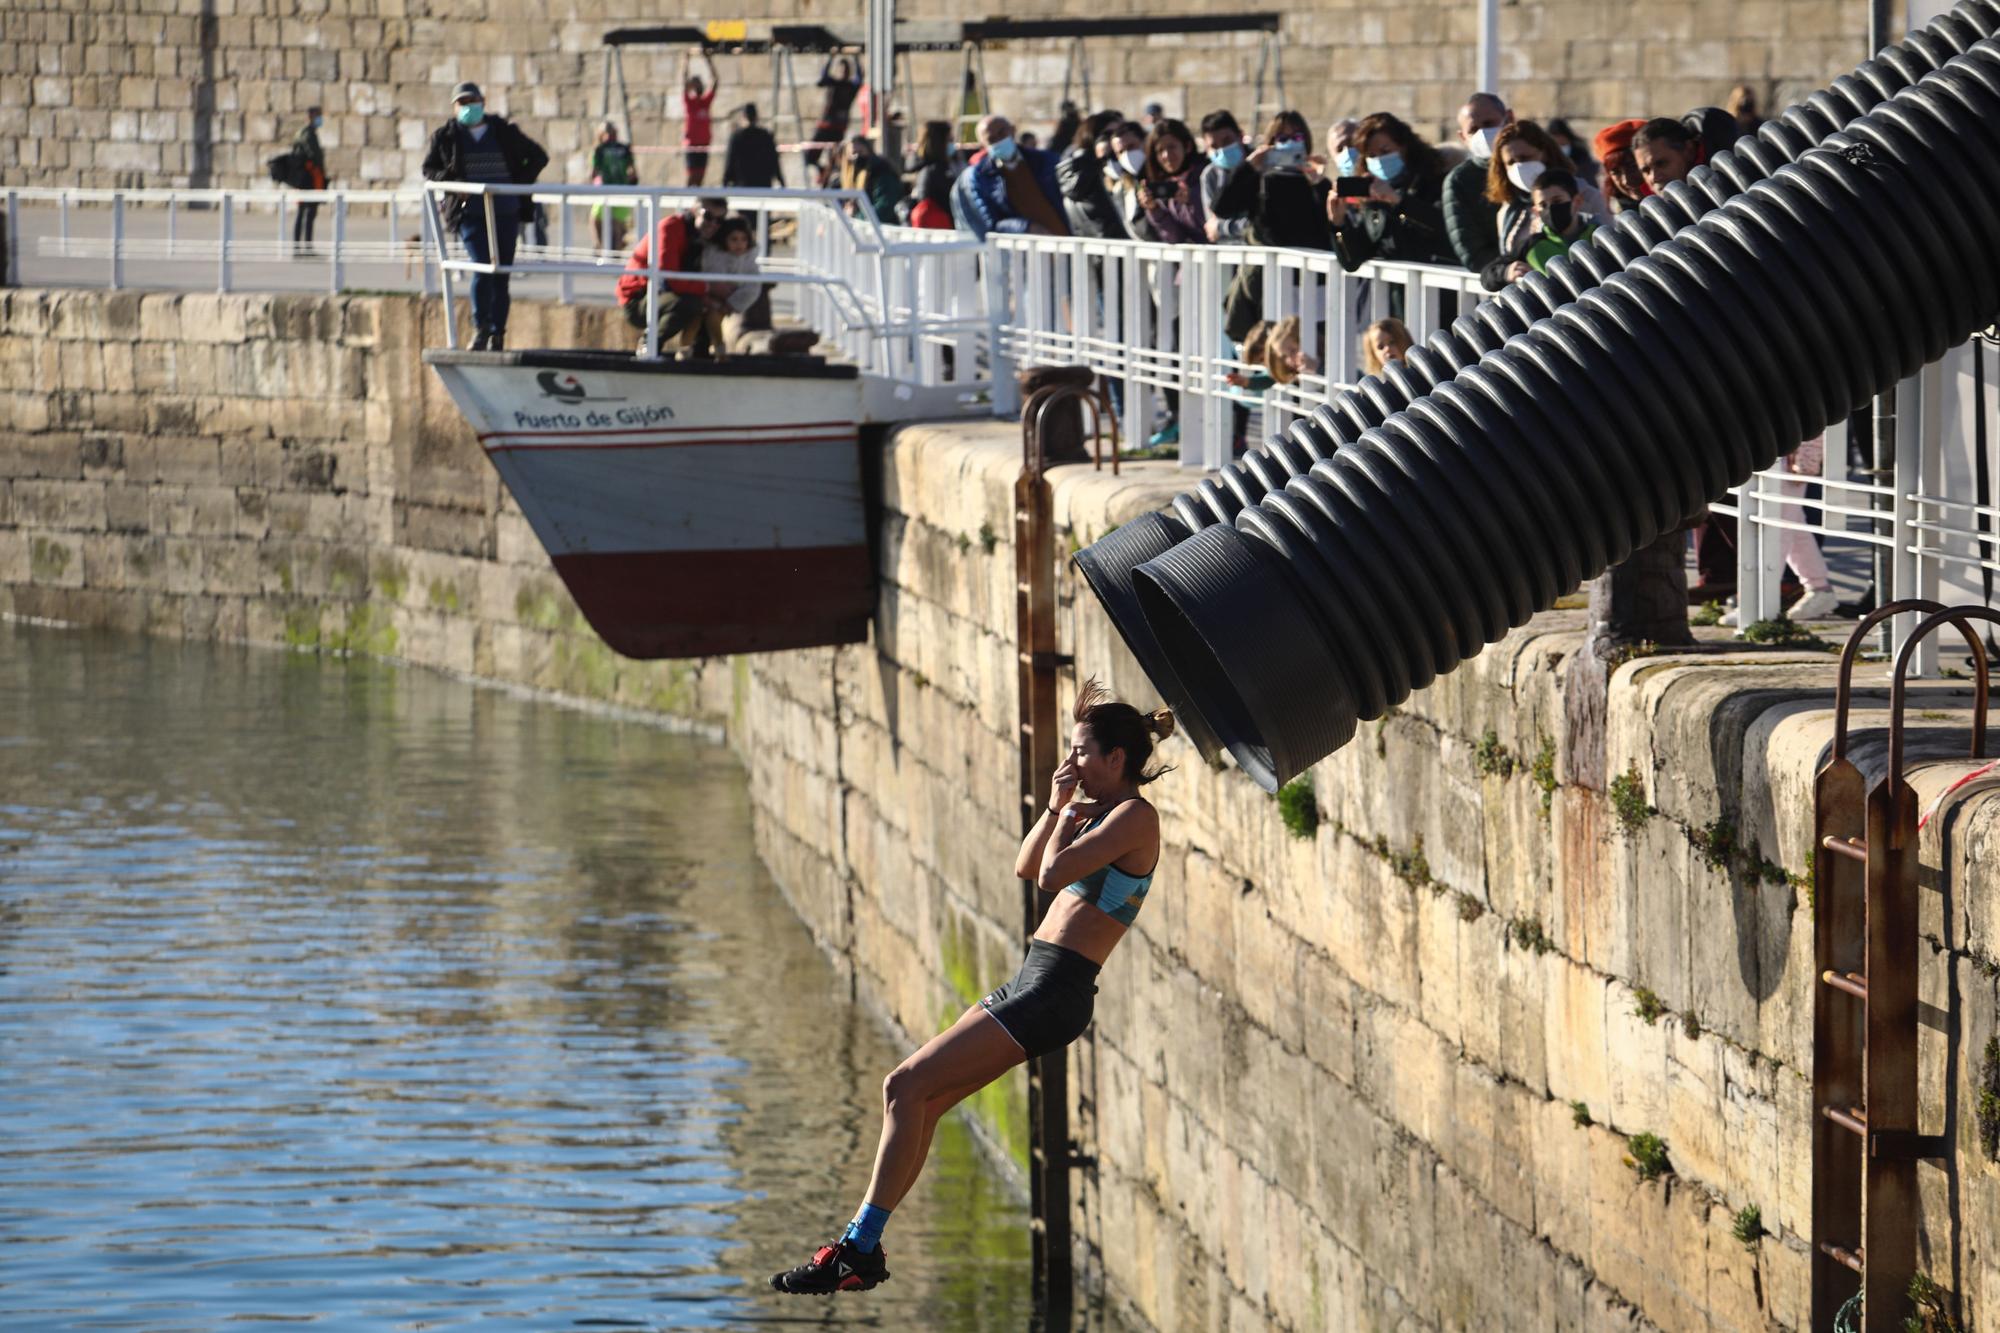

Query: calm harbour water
<box><xmin>0</xmin><ymin>623</ymin><xmax>1032</xmax><ymax>1331</ymax></box>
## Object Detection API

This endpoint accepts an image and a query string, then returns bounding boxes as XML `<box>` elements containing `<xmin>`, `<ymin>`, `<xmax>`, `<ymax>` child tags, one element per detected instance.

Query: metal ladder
<box><xmin>1812</xmin><ymin>600</ymin><xmax>1992</xmax><ymax>1330</ymax></box>
<box><xmin>1014</xmin><ymin>380</ymin><xmax>1114</xmax><ymax>1329</ymax></box>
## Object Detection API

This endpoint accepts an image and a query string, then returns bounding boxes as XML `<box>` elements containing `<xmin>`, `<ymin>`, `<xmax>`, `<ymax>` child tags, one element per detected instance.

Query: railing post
<box><xmin>988</xmin><ymin>243</ymin><xmax>1019</xmax><ymax>417</ymax></box>
<box><xmin>329</xmin><ymin>193</ymin><xmax>347</xmax><ymax>293</ymax></box>
<box><xmin>4</xmin><ymin>189</ymin><xmax>19</xmax><ymax>288</ymax></box>
<box><xmin>109</xmin><ymin>193</ymin><xmax>124</xmax><ymax>289</ymax></box>
<box><xmin>421</xmin><ymin>195</ymin><xmax>439</xmax><ymax>297</ymax></box>
<box><xmin>1892</xmin><ymin>372</ymin><xmax>1926</xmax><ymax>670</ymax></box>
<box><xmin>167</xmin><ymin>195</ymin><xmax>177</xmax><ymax>258</ymax></box>
<box><xmin>217</xmin><ymin>192</ymin><xmax>233</xmax><ymax>292</ymax></box>
<box><xmin>559</xmin><ymin>197</ymin><xmax>574</xmax><ymax>304</ymax></box>
<box><xmin>643</xmin><ymin>193</ymin><xmax>661</xmax><ymax>361</ymax></box>
<box><xmin>58</xmin><ymin>190</ymin><xmax>69</xmax><ymax>254</ymax></box>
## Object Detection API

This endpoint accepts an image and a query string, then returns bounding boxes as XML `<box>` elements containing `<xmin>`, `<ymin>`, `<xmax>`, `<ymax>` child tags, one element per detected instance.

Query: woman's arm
<box><xmin>1013</xmin><ymin>754</ymin><xmax>1080</xmax><ymax>878</ymax></box>
<box><xmin>1036</xmin><ymin>800</ymin><xmax>1158</xmax><ymax>894</ymax></box>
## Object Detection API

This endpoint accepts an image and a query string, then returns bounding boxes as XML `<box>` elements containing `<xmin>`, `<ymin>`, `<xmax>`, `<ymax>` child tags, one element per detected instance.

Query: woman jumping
<box><xmin>770</xmin><ymin>678</ymin><xmax>1172</xmax><ymax>1294</ymax></box>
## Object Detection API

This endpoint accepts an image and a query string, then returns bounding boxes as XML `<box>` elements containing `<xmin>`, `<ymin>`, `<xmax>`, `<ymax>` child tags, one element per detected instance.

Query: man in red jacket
<box><xmin>616</xmin><ymin>197</ymin><xmax>726</xmax><ymax>354</ymax></box>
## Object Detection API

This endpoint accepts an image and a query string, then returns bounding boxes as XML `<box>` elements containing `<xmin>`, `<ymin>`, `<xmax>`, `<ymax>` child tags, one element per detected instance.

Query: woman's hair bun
<box><xmin>1148</xmin><ymin>707</ymin><xmax>1176</xmax><ymax>740</ymax></box>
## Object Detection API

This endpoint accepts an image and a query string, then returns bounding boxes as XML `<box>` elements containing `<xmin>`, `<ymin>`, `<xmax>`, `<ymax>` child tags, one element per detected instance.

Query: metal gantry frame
<box><xmin>1812</xmin><ymin>600</ymin><xmax>1993</xmax><ymax>1331</ymax></box>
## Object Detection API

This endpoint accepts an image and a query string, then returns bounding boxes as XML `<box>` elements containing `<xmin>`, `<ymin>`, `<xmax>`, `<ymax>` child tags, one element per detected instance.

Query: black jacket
<box><xmin>421</xmin><ymin>115</ymin><xmax>549</xmax><ymax>227</ymax></box>
<box><xmin>723</xmin><ymin>124</ymin><xmax>782</xmax><ymax>188</ymax></box>
<box><xmin>1332</xmin><ymin>166</ymin><xmax>1453</xmax><ymax>271</ymax></box>
<box><xmin>1211</xmin><ymin>164</ymin><xmax>1331</xmax><ymax>250</ymax></box>
<box><xmin>1056</xmin><ymin>146</ymin><xmax>1128</xmax><ymax>240</ymax></box>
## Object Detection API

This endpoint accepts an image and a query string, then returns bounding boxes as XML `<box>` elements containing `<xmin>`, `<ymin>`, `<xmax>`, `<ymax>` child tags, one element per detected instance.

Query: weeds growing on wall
<box><xmin>1508</xmin><ymin>916</ymin><xmax>1554</xmax><ymax>955</ymax></box>
<box><xmin>1627</xmin><ymin>1132</ymin><xmax>1670</xmax><ymax>1182</ymax></box>
<box><xmin>1570</xmin><ymin>1100</ymin><xmax>1592</xmax><ymax>1128</ymax></box>
<box><xmin>1474</xmin><ymin>730</ymin><xmax>1515</xmax><ymax>777</ymax></box>
<box><xmin>1632</xmin><ymin>987</ymin><xmax>1668</xmax><ymax>1025</ymax></box>
<box><xmin>1531</xmin><ymin>736</ymin><xmax>1557</xmax><ymax>814</ymax></box>
<box><xmin>1977</xmin><ymin>1037</ymin><xmax>2000</xmax><ymax>1161</ymax></box>
<box><xmin>1610</xmin><ymin>767</ymin><xmax>1652</xmax><ymax>833</ymax></box>
<box><xmin>1275</xmin><ymin>778</ymin><xmax>1319</xmax><ymax>840</ymax></box>
<box><xmin>1732</xmin><ymin>1203</ymin><xmax>1764</xmax><ymax>1248</ymax></box>
<box><xmin>1741</xmin><ymin>616</ymin><xmax>1835</xmax><ymax>651</ymax></box>
<box><xmin>1906</xmin><ymin>1271</ymin><xmax>1961</xmax><ymax>1332</ymax></box>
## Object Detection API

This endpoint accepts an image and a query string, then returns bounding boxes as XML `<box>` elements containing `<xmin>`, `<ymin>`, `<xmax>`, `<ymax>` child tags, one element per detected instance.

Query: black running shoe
<box><xmin>769</xmin><ymin>1237</ymin><xmax>889</xmax><ymax>1294</ymax></box>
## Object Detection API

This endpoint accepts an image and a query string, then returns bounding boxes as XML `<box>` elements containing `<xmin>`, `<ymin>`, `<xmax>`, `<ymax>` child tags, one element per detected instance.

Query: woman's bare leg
<box><xmin>860</xmin><ymin>1004</ymin><xmax>1025</xmax><ymax>1213</ymax></box>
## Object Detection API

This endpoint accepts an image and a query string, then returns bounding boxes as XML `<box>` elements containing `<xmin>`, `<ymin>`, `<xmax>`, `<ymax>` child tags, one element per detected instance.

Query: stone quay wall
<box><xmin>0</xmin><ymin>287</ymin><xmax>739</xmax><ymax>725</ymax></box>
<box><xmin>4</xmin><ymin>287</ymin><xmax>2000</xmax><ymax>1331</ymax></box>
<box><xmin>5</xmin><ymin>0</ymin><xmax>1899</xmax><ymax>191</ymax></box>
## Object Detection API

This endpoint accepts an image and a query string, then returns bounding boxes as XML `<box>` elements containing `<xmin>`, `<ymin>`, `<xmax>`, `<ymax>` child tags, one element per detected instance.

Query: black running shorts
<box><xmin>980</xmin><ymin>940</ymin><xmax>1101</xmax><ymax>1058</ymax></box>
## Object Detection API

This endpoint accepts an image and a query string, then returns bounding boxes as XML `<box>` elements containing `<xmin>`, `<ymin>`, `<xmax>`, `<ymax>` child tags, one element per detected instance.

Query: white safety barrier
<box><xmin>8</xmin><ymin>182</ymin><xmax>1997</xmax><ymax>671</ymax></box>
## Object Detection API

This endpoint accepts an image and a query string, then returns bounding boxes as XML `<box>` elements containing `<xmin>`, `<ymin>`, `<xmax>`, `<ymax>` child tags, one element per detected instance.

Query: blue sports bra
<box><xmin>1062</xmin><ymin>811</ymin><xmax>1157</xmax><ymax>926</ymax></box>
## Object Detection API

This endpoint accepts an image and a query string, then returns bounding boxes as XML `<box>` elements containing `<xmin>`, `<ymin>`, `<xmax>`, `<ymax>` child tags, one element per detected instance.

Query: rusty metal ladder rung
<box><xmin>1810</xmin><ymin>601</ymin><xmax>1994</xmax><ymax>1331</ymax></box>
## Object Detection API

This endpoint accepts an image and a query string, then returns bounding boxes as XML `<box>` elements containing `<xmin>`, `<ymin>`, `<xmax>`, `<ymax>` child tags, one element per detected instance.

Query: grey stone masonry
<box><xmin>2</xmin><ymin>0</ymin><xmax>1897</xmax><ymax>189</ymax></box>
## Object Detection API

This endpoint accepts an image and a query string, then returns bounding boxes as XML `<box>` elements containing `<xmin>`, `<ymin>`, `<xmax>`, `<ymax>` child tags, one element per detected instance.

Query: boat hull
<box><xmin>424</xmin><ymin>350</ymin><xmax>871</xmax><ymax>659</ymax></box>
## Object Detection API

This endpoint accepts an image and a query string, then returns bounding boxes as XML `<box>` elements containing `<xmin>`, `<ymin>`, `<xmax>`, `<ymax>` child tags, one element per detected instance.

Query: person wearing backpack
<box><xmin>421</xmin><ymin>82</ymin><xmax>549</xmax><ymax>351</ymax></box>
<box><xmin>290</xmin><ymin>106</ymin><xmax>327</xmax><ymax>256</ymax></box>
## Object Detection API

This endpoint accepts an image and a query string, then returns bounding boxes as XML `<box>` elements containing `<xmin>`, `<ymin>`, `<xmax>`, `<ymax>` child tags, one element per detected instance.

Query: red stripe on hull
<box><xmin>550</xmin><ymin>546</ymin><xmax>874</xmax><ymax>659</ymax></box>
<box><xmin>488</xmin><ymin>432</ymin><xmax>856</xmax><ymax>453</ymax></box>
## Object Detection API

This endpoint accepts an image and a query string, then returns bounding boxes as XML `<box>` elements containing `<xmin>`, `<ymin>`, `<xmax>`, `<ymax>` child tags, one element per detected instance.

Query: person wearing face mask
<box><xmin>289</xmin><ymin>105</ymin><xmax>328</xmax><ymax>256</ymax></box>
<box><xmin>1197</xmin><ymin>110</ymin><xmax>1248</xmax><ymax>243</ymax></box>
<box><xmin>949</xmin><ymin>114</ymin><xmax>1069</xmax><ymax>241</ymax></box>
<box><xmin>1514</xmin><ymin>170</ymin><xmax>1599</xmax><ymax>278</ymax></box>
<box><xmin>1544</xmin><ymin>118</ymin><xmax>1600</xmax><ymax>186</ymax></box>
<box><xmin>1136</xmin><ymin>118</ymin><xmax>1208</xmax><ymax>244</ymax></box>
<box><xmin>422</xmin><ymin>82</ymin><xmax>550</xmax><ymax>351</ymax></box>
<box><xmin>1478</xmin><ymin>120</ymin><xmax>1605</xmax><ymax>290</ymax></box>
<box><xmin>1057</xmin><ymin>110</ymin><xmax>1131</xmax><ymax>240</ymax></box>
<box><xmin>1442</xmin><ymin>92</ymin><xmax>1510</xmax><ymax>274</ymax></box>
<box><xmin>1328</xmin><ymin>111</ymin><xmax>1453</xmax><ymax>272</ymax></box>
<box><xmin>1210</xmin><ymin>112</ymin><xmax>1332</xmax><ymax>252</ymax></box>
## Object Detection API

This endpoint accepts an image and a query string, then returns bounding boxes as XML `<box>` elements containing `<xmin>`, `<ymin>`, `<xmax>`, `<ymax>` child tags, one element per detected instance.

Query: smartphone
<box><xmin>1335</xmin><ymin>176</ymin><xmax>1374</xmax><ymax>197</ymax></box>
<box><xmin>1152</xmin><ymin>176</ymin><xmax>1180</xmax><ymax>200</ymax></box>
<box><xmin>1265</xmin><ymin>143</ymin><xmax>1306</xmax><ymax>171</ymax></box>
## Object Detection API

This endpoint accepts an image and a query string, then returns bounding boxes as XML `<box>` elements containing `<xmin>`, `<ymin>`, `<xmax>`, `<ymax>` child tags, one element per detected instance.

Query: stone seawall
<box><xmin>0</xmin><ymin>287</ymin><xmax>738</xmax><ymax>726</ymax></box>
<box><xmin>5</xmin><ymin>287</ymin><xmax>2000</xmax><ymax>1331</ymax></box>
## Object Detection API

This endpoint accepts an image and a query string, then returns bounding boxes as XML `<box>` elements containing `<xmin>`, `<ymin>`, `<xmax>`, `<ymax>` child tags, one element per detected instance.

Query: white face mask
<box><xmin>1505</xmin><ymin>159</ymin><xmax>1546</xmax><ymax>193</ymax></box>
<box><xmin>1466</xmin><ymin>126</ymin><xmax>1500</xmax><ymax>163</ymax></box>
<box><xmin>1119</xmin><ymin>148</ymin><xmax>1147</xmax><ymax>176</ymax></box>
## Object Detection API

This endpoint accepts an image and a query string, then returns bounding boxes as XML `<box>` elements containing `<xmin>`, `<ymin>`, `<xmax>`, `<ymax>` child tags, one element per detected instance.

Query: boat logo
<box><xmin>537</xmin><ymin>371</ymin><xmax>625</xmax><ymax>404</ymax></box>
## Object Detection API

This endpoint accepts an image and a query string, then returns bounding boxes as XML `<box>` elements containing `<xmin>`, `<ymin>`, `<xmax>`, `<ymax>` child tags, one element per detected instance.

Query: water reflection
<box><xmin>0</xmin><ymin>624</ymin><xmax>1031</xmax><ymax>1330</ymax></box>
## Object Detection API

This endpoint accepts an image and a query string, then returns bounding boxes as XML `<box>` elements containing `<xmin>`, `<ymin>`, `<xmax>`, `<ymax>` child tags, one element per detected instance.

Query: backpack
<box><xmin>268</xmin><ymin>150</ymin><xmax>302</xmax><ymax>185</ymax></box>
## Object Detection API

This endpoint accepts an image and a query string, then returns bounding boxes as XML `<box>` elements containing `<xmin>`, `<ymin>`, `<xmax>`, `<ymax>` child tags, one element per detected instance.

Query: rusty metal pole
<box><xmin>1017</xmin><ymin>385</ymin><xmax>1075</xmax><ymax>1328</ymax></box>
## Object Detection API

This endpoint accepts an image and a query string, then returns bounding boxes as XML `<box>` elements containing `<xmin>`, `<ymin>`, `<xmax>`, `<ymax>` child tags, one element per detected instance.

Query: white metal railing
<box><xmin>987</xmin><ymin>231</ymin><xmax>1487</xmax><ymax>470</ymax></box>
<box><xmin>422</xmin><ymin>181</ymin><xmax>992</xmax><ymax>407</ymax></box>
<box><xmin>1726</xmin><ymin>337</ymin><xmax>2000</xmax><ymax>673</ymax></box>
<box><xmin>11</xmin><ymin>181</ymin><xmax>1998</xmax><ymax>675</ymax></box>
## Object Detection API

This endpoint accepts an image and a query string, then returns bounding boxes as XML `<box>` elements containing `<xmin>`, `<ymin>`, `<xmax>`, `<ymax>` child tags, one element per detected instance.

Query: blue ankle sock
<box><xmin>842</xmin><ymin>1201</ymin><xmax>892</xmax><ymax>1252</ymax></box>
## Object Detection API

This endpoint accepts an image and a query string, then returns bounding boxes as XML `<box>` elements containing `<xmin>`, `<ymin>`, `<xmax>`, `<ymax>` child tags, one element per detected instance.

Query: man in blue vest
<box><xmin>421</xmin><ymin>82</ymin><xmax>549</xmax><ymax>351</ymax></box>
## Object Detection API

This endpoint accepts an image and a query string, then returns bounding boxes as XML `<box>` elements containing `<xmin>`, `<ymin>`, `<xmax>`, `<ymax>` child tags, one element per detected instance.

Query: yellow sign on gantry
<box><xmin>705</xmin><ymin>20</ymin><xmax>747</xmax><ymax>42</ymax></box>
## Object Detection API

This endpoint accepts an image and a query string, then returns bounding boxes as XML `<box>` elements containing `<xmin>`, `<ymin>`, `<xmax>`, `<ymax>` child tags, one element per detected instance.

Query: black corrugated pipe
<box><xmin>1125</xmin><ymin>42</ymin><xmax>2000</xmax><ymax>790</ymax></box>
<box><xmin>1073</xmin><ymin>0</ymin><xmax>2000</xmax><ymax>762</ymax></box>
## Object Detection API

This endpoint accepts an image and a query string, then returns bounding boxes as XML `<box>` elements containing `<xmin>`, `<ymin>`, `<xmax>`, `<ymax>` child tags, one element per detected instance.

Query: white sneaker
<box><xmin>1719</xmin><ymin>606</ymin><xmax>1741</xmax><ymax>628</ymax></box>
<box><xmin>1786</xmin><ymin>588</ymin><xmax>1841</xmax><ymax>621</ymax></box>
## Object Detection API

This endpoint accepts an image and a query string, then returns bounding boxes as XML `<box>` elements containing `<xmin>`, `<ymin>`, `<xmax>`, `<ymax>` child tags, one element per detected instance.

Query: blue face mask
<box><xmin>988</xmin><ymin>136</ymin><xmax>1019</xmax><ymax>165</ymax></box>
<box><xmin>1366</xmin><ymin>152</ymin><xmax>1404</xmax><ymax>182</ymax></box>
<box><xmin>456</xmin><ymin>102</ymin><xmax>485</xmax><ymax>127</ymax></box>
<box><xmin>311</xmin><ymin>115</ymin><xmax>324</xmax><ymax>130</ymax></box>
<box><xmin>1334</xmin><ymin>147</ymin><xmax>1361</xmax><ymax>176</ymax></box>
<box><xmin>1212</xmin><ymin>142</ymin><xmax>1245</xmax><ymax>170</ymax></box>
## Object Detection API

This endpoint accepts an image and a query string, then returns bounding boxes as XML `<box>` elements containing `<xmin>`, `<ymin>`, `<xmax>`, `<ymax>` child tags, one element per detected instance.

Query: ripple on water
<box><xmin>0</xmin><ymin>626</ymin><xmax>1033</xmax><ymax>1330</ymax></box>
